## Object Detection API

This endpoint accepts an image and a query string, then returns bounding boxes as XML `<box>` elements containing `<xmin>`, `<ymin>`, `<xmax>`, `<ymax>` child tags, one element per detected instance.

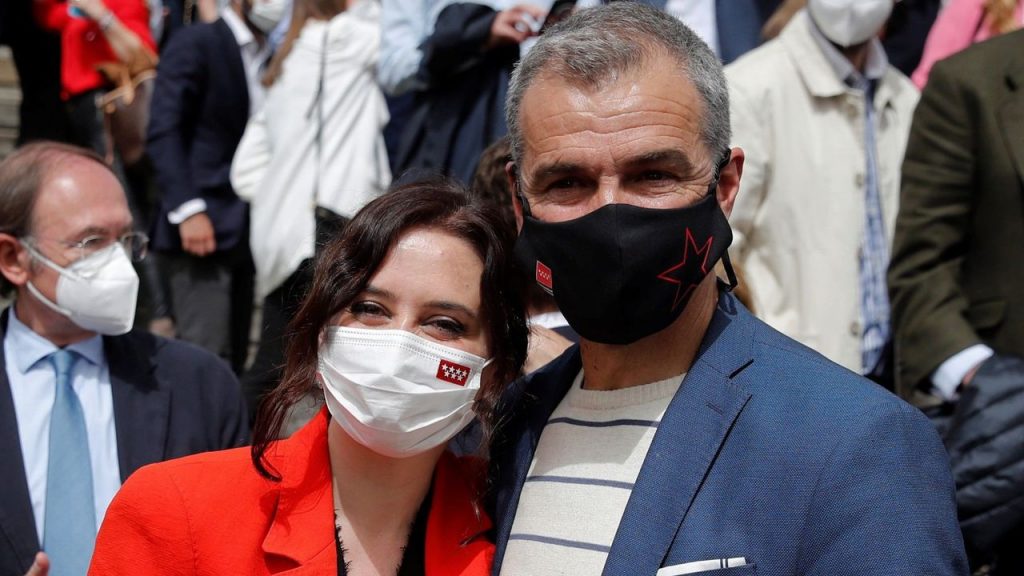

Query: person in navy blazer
<box><xmin>0</xmin><ymin>142</ymin><xmax>249</xmax><ymax>575</ymax></box>
<box><xmin>489</xmin><ymin>4</ymin><xmax>968</xmax><ymax>575</ymax></box>
<box><xmin>147</xmin><ymin>5</ymin><xmax>264</xmax><ymax>372</ymax></box>
<box><xmin>633</xmin><ymin>0</ymin><xmax>783</xmax><ymax>64</ymax></box>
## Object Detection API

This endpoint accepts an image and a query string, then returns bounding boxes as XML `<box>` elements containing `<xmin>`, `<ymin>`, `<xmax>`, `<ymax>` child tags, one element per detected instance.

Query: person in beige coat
<box><xmin>725</xmin><ymin>2</ymin><xmax>918</xmax><ymax>384</ymax></box>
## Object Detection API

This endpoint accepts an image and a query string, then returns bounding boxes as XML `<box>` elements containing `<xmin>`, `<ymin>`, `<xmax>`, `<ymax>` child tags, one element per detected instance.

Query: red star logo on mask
<box><xmin>656</xmin><ymin>228</ymin><xmax>714</xmax><ymax>311</ymax></box>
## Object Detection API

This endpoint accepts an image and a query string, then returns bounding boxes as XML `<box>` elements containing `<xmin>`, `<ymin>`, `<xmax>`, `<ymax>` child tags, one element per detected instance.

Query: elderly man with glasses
<box><xmin>0</xmin><ymin>142</ymin><xmax>249</xmax><ymax>576</ymax></box>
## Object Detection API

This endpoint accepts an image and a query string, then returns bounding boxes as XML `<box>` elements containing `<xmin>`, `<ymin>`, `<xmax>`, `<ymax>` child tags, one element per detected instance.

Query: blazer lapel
<box><xmin>602</xmin><ymin>293</ymin><xmax>755</xmax><ymax>576</ymax></box>
<box><xmin>999</xmin><ymin>63</ymin><xmax>1024</xmax><ymax>192</ymax></box>
<box><xmin>0</xmin><ymin>310</ymin><xmax>41</xmax><ymax>572</ymax></box>
<box><xmin>491</xmin><ymin>348</ymin><xmax>581</xmax><ymax>575</ymax></box>
<box><xmin>106</xmin><ymin>333</ymin><xmax>169</xmax><ymax>481</ymax></box>
<box><xmin>261</xmin><ymin>409</ymin><xmax>336</xmax><ymax>574</ymax></box>
<box><xmin>216</xmin><ymin>18</ymin><xmax>252</xmax><ymax>118</ymax></box>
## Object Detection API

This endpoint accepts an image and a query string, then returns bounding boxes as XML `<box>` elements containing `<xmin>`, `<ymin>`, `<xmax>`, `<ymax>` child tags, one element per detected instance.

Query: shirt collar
<box><xmin>221</xmin><ymin>8</ymin><xmax>256</xmax><ymax>49</ymax></box>
<box><xmin>8</xmin><ymin>306</ymin><xmax>105</xmax><ymax>374</ymax></box>
<box><xmin>807</xmin><ymin>15</ymin><xmax>888</xmax><ymax>88</ymax></box>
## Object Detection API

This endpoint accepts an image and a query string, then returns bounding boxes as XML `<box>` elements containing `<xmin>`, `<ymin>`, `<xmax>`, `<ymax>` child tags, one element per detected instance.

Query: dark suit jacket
<box><xmin>394</xmin><ymin>3</ymin><xmax>515</xmax><ymax>184</ymax></box>
<box><xmin>638</xmin><ymin>0</ymin><xmax>782</xmax><ymax>64</ymax></box>
<box><xmin>0</xmin><ymin>310</ymin><xmax>250</xmax><ymax>574</ymax></box>
<box><xmin>147</xmin><ymin>18</ymin><xmax>250</xmax><ymax>253</ymax></box>
<box><xmin>489</xmin><ymin>292</ymin><xmax>968</xmax><ymax>575</ymax></box>
<box><xmin>889</xmin><ymin>30</ymin><xmax>1024</xmax><ymax>398</ymax></box>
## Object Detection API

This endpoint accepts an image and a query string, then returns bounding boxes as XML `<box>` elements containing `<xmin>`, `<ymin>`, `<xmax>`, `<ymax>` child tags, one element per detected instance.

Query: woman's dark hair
<box><xmin>251</xmin><ymin>180</ymin><xmax>529</xmax><ymax>479</ymax></box>
<box><xmin>262</xmin><ymin>0</ymin><xmax>347</xmax><ymax>86</ymax></box>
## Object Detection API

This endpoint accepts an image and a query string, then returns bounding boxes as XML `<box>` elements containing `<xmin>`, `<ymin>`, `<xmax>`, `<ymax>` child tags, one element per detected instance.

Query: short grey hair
<box><xmin>505</xmin><ymin>2</ymin><xmax>730</xmax><ymax>165</ymax></box>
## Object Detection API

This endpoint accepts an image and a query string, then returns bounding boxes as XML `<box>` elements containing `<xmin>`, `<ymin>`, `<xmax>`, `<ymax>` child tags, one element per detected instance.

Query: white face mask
<box><xmin>807</xmin><ymin>0</ymin><xmax>893</xmax><ymax>47</ymax></box>
<box><xmin>248</xmin><ymin>0</ymin><xmax>288</xmax><ymax>34</ymax></box>
<box><xmin>23</xmin><ymin>242</ymin><xmax>139</xmax><ymax>335</ymax></box>
<box><xmin>318</xmin><ymin>326</ymin><xmax>490</xmax><ymax>458</ymax></box>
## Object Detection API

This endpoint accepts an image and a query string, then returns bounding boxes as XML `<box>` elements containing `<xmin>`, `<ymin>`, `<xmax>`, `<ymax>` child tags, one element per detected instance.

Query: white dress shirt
<box><xmin>169</xmin><ymin>8</ymin><xmax>272</xmax><ymax>224</ymax></box>
<box><xmin>6</xmin><ymin>308</ymin><xmax>121</xmax><ymax>544</ymax></box>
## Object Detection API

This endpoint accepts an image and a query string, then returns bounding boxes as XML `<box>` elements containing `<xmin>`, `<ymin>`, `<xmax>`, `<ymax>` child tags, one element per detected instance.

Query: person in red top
<box><xmin>86</xmin><ymin>181</ymin><xmax>529</xmax><ymax>575</ymax></box>
<box><xmin>34</xmin><ymin>0</ymin><xmax>156</xmax><ymax>153</ymax></box>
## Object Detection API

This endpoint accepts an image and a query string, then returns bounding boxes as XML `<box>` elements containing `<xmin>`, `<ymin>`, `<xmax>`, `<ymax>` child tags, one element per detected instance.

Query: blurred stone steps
<box><xmin>0</xmin><ymin>47</ymin><xmax>19</xmax><ymax>160</ymax></box>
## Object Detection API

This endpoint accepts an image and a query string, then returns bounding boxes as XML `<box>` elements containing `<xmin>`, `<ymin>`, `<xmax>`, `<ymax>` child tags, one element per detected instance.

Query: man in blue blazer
<box><xmin>490</xmin><ymin>4</ymin><xmax>968</xmax><ymax>575</ymax></box>
<box><xmin>0</xmin><ymin>143</ymin><xmax>249</xmax><ymax>575</ymax></box>
<box><xmin>147</xmin><ymin>1</ymin><xmax>270</xmax><ymax>373</ymax></box>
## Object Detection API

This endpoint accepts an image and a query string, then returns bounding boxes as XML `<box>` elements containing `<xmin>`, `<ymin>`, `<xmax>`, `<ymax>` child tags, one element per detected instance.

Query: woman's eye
<box><xmin>426</xmin><ymin>318</ymin><xmax>466</xmax><ymax>338</ymax></box>
<box><xmin>349</xmin><ymin>301</ymin><xmax>386</xmax><ymax>318</ymax></box>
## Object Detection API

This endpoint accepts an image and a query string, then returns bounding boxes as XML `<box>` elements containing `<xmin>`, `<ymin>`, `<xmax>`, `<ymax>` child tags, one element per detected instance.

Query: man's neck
<box><xmin>578</xmin><ymin>275</ymin><xmax>718</xmax><ymax>391</ymax></box>
<box><xmin>842</xmin><ymin>43</ymin><xmax>871</xmax><ymax>74</ymax></box>
<box><xmin>13</xmin><ymin>295</ymin><xmax>95</xmax><ymax>348</ymax></box>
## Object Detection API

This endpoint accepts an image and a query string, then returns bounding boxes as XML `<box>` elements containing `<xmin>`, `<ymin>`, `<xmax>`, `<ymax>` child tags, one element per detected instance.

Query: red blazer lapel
<box><xmin>261</xmin><ymin>409</ymin><xmax>337</xmax><ymax>573</ymax></box>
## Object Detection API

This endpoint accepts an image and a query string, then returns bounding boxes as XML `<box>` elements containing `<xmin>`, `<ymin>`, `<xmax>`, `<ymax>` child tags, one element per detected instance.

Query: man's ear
<box><xmin>717</xmin><ymin>148</ymin><xmax>744</xmax><ymax>218</ymax></box>
<box><xmin>0</xmin><ymin>234</ymin><xmax>31</xmax><ymax>291</ymax></box>
<box><xmin>505</xmin><ymin>161</ymin><xmax>525</xmax><ymax>232</ymax></box>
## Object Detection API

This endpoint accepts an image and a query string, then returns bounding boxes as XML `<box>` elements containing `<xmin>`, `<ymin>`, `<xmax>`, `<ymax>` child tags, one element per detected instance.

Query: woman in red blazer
<box><xmin>87</xmin><ymin>181</ymin><xmax>529</xmax><ymax>575</ymax></box>
<box><xmin>34</xmin><ymin>0</ymin><xmax>156</xmax><ymax>153</ymax></box>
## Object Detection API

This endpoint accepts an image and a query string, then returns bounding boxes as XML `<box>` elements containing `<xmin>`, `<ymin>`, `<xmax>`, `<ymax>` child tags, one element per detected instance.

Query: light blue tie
<box><xmin>43</xmin><ymin>349</ymin><xmax>96</xmax><ymax>576</ymax></box>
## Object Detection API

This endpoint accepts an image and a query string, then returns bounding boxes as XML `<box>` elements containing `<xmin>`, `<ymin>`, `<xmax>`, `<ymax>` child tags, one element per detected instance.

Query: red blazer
<box><xmin>89</xmin><ymin>409</ymin><xmax>494</xmax><ymax>575</ymax></box>
<box><xmin>34</xmin><ymin>0</ymin><xmax>156</xmax><ymax>98</ymax></box>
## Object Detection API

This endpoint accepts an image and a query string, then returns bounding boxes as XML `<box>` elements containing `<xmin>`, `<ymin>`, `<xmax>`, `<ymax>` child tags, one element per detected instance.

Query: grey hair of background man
<box><xmin>505</xmin><ymin>2</ymin><xmax>730</xmax><ymax>167</ymax></box>
<box><xmin>0</xmin><ymin>141</ymin><xmax>110</xmax><ymax>297</ymax></box>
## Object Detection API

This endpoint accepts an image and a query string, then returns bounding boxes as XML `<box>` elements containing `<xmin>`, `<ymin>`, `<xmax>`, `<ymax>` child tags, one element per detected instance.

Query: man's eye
<box><xmin>76</xmin><ymin>236</ymin><xmax>111</xmax><ymax>256</ymax></box>
<box><xmin>641</xmin><ymin>171</ymin><xmax>672</xmax><ymax>182</ymax></box>
<box><xmin>548</xmin><ymin>178</ymin><xmax>580</xmax><ymax>190</ymax></box>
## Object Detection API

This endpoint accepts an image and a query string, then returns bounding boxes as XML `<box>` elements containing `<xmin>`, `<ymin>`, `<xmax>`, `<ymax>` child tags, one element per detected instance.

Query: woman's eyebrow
<box><xmin>425</xmin><ymin>301</ymin><xmax>478</xmax><ymax>320</ymax></box>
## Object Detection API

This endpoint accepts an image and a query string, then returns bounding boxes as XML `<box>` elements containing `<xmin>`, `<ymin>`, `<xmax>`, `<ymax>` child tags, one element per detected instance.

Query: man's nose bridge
<box><xmin>595</xmin><ymin>176</ymin><xmax>623</xmax><ymax>207</ymax></box>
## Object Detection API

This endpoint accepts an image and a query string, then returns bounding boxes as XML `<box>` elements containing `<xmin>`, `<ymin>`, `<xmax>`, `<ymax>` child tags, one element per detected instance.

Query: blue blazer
<box><xmin>147</xmin><ymin>18</ymin><xmax>250</xmax><ymax>253</ymax></box>
<box><xmin>0</xmin><ymin>310</ymin><xmax>250</xmax><ymax>574</ymax></box>
<box><xmin>489</xmin><ymin>292</ymin><xmax>969</xmax><ymax>575</ymax></box>
<box><xmin>635</xmin><ymin>0</ymin><xmax>783</xmax><ymax>64</ymax></box>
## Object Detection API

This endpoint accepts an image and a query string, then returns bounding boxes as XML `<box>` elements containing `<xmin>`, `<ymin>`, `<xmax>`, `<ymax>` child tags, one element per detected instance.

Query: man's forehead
<box><xmin>32</xmin><ymin>159</ymin><xmax>130</xmax><ymax>236</ymax></box>
<box><xmin>517</xmin><ymin>62</ymin><xmax>707</xmax><ymax>164</ymax></box>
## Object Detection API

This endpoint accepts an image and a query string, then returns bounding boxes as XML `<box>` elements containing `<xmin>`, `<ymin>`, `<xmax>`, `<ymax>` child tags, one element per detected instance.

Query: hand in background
<box><xmin>70</xmin><ymin>0</ymin><xmax>110</xmax><ymax>21</ymax></box>
<box><xmin>25</xmin><ymin>552</ymin><xmax>49</xmax><ymax>576</ymax></box>
<box><xmin>179</xmin><ymin>212</ymin><xmax>217</xmax><ymax>257</ymax></box>
<box><xmin>484</xmin><ymin>4</ymin><xmax>546</xmax><ymax>50</ymax></box>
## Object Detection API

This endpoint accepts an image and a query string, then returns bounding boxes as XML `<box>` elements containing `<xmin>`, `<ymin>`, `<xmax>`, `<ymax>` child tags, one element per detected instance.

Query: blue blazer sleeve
<box><xmin>147</xmin><ymin>26</ymin><xmax>206</xmax><ymax>214</ymax></box>
<box><xmin>797</xmin><ymin>401</ymin><xmax>967</xmax><ymax>574</ymax></box>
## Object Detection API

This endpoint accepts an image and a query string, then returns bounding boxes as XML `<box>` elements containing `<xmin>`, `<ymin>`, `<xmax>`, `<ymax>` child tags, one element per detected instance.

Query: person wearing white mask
<box><xmin>726</xmin><ymin>0</ymin><xmax>919</xmax><ymax>389</ymax></box>
<box><xmin>0</xmin><ymin>142</ymin><xmax>249</xmax><ymax>576</ymax></box>
<box><xmin>89</xmin><ymin>181</ymin><xmax>529</xmax><ymax>575</ymax></box>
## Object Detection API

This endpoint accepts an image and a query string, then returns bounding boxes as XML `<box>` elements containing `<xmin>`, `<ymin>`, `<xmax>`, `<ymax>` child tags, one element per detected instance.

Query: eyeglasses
<box><xmin>25</xmin><ymin>232</ymin><xmax>150</xmax><ymax>264</ymax></box>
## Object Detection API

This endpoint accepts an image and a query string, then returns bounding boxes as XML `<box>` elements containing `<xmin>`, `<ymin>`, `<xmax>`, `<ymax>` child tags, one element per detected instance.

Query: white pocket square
<box><xmin>656</xmin><ymin>557</ymin><xmax>748</xmax><ymax>575</ymax></box>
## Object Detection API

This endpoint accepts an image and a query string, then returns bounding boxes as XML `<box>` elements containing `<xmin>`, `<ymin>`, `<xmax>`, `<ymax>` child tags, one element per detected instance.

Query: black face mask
<box><xmin>515</xmin><ymin>154</ymin><xmax>737</xmax><ymax>345</ymax></box>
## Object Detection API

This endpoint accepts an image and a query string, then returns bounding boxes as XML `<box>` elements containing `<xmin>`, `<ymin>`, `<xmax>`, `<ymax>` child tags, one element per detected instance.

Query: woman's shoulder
<box><xmin>118</xmin><ymin>446</ymin><xmax>273</xmax><ymax>509</ymax></box>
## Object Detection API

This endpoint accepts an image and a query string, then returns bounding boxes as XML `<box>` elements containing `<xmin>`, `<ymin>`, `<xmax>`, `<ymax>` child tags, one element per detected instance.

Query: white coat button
<box><xmin>849</xmin><ymin>321</ymin><xmax>861</xmax><ymax>336</ymax></box>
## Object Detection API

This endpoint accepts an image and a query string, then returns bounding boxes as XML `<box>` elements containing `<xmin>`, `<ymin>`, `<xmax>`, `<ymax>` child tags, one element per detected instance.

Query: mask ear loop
<box><xmin>511</xmin><ymin>167</ymin><xmax>534</xmax><ymax>218</ymax></box>
<box><xmin>720</xmin><ymin>251</ymin><xmax>739</xmax><ymax>292</ymax></box>
<box><xmin>709</xmin><ymin>149</ymin><xmax>739</xmax><ymax>293</ymax></box>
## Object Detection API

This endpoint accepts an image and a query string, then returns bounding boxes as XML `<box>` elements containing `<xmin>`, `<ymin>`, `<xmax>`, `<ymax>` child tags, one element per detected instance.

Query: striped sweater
<box><xmin>500</xmin><ymin>370</ymin><xmax>684</xmax><ymax>575</ymax></box>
